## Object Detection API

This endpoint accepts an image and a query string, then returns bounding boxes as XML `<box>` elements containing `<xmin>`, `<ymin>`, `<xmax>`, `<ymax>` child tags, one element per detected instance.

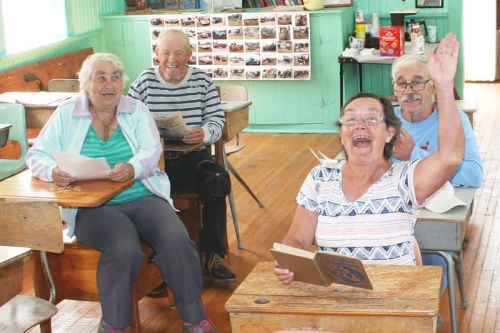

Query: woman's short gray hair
<box><xmin>78</xmin><ymin>53</ymin><xmax>129</xmax><ymax>92</ymax></box>
<box><xmin>391</xmin><ymin>53</ymin><xmax>429</xmax><ymax>81</ymax></box>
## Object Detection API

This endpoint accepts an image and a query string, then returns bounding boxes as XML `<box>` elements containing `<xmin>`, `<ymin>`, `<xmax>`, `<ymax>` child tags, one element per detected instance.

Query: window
<box><xmin>1</xmin><ymin>0</ymin><xmax>67</xmax><ymax>54</ymax></box>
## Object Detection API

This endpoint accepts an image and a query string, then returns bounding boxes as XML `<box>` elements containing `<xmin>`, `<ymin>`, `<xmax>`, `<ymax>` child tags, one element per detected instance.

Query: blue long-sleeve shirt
<box><xmin>392</xmin><ymin>106</ymin><xmax>484</xmax><ymax>188</ymax></box>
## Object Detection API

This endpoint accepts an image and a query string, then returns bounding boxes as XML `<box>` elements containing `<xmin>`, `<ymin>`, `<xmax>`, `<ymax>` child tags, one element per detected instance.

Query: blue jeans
<box><xmin>422</xmin><ymin>253</ymin><xmax>449</xmax><ymax>296</ymax></box>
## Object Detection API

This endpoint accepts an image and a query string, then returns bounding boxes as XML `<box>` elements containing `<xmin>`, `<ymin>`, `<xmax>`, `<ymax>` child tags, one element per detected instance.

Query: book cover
<box><xmin>270</xmin><ymin>243</ymin><xmax>373</xmax><ymax>289</ymax></box>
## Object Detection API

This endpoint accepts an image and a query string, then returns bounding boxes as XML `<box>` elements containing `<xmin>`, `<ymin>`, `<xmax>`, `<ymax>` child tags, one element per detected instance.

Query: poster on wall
<box><xmin>149</xmin><ymin>12</ymin><xmax>311</xmax><ymax>80</ymax></box>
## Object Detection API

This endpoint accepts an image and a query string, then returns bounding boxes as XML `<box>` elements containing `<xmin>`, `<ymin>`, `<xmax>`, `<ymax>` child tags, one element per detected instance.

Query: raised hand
<box><xmin>427</xmin><ymin>33</ymin><xmax>459</xmax><ymax>88</ymax></box>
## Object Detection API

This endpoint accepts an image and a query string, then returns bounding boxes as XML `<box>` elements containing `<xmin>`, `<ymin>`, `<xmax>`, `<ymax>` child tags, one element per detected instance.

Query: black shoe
<box><xmin>147</xmin><ymin>282</ymin><xmax>167</xmax><ymax>298</ymax></box>
<box><xmin>206</xmin><ymin>253</ymin><xmax>235</xmax><ymax>282</ymax></box>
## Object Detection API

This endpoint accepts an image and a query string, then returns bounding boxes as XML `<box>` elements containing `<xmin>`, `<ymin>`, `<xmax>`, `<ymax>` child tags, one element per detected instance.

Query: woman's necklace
<box><xmin>91</xmin><ymin>108</ymin><xmax>116</xmax><ymax>140</ymax></box>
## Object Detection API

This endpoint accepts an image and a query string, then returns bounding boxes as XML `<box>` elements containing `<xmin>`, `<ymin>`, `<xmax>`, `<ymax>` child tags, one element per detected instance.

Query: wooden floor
<box><xmin>23</xmin><ymin>82</ymin><xmax>500</xmax><ymax>333</ymax></box>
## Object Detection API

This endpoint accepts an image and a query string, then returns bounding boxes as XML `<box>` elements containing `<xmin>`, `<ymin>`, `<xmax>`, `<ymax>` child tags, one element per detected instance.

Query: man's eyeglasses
<box><xmin>339</xmin><ymin>113</ymin><xmax>385</xmax><ymax>127</ymax></box>
<box><xmin>393</xmin><ymin>79</ymin><xmax>432</xmax><ymax>92</ymax></box>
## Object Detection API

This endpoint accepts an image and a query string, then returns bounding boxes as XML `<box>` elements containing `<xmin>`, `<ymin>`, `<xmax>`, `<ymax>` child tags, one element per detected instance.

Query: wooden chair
<box><xmin>0</xmin><ymin>200</ymin><xmax>63</xmax><ymax>332</ymax></box>
<box><xmin>47</xmin><ymin>79</ymin><xmax>80</xmax><ymax>93</ymax></box>
<box><xmin>33</xmin><ymin>234</ymin><xmax>163</xmax><ymax>333</ymax></box>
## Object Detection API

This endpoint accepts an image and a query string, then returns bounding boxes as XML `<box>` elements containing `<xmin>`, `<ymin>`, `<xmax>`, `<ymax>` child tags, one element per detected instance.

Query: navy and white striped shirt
<box><xmin>128</xmin><ymin>66</ymin><xmax>225</xmax><ymax>145</ymax></box>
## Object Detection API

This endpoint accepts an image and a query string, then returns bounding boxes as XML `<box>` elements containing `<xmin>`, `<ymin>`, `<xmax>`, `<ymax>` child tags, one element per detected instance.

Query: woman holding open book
<box><xmin>274</xmin><ymin>33</ymin><xmax>463</xmax><ymax>283</ymax></box>
<box><xmin>26</xmin><ymin>53</ymin><xmax>218</xmax><ymax>333</ymax></box>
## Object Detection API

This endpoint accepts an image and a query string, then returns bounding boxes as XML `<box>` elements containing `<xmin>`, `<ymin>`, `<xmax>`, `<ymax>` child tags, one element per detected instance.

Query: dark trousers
<box><xmin>75</xmin><ymin>196</ymin><xmax>206</xmax><ymax>328</ymax></box>
<box><xmin>166</xmin><ymin>150</ymin><xmax>229</xmax><ymax>257</ymax></box>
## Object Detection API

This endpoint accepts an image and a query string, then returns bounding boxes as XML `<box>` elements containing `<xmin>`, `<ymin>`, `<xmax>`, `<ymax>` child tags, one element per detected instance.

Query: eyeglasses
<box><xmin>393</xmin><ymin>79</ymin><xmax>432</xmax><ymax>92</ymax></box>
<box><xmin>339</xmin><ymin>113</ymin><xmax>385</xmax><ymax>127</ymax></box>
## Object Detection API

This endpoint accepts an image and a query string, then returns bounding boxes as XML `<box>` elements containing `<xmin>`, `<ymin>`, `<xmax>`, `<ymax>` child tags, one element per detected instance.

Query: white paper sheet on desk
<box><xmin>0</xmin><ymin>92</ymin><xmax>76</xmax><ymax>106</ymax></box>
<box><xmin>52</xmin><ymin>151</ymin><xmax>111</xmax><ymax>180</ymax></box>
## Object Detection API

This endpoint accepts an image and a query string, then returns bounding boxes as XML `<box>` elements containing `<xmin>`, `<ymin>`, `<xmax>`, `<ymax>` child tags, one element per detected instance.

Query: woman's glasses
<box><xmin>339</xmin><ymin>113</ymin><xmax>385</xmax><ymax>127</ymax></box>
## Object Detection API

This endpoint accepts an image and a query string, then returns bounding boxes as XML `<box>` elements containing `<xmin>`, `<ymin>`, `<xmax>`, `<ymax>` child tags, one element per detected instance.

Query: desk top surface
<box><xmin>226</xmin><ymin>261</ymin><xmax>440</xmax><ymax>316</ymax></box>
<box><xmin>0</xmin><ymin>246</ymin><xmax>31</xmax><ymax>270</ymax></box>
<box><xmin>0</xmin><ymin>170</ymin><xmax>133</xmax><ymax>208</ymax></box>
<box><xmin>0</xmin><ymin>91</ymin><xmax>79</xmax><ymax>108</ymax></box>
<box><xmin>339</xmin><ymin>43</ymin><xmax>438</xmax><ymax>65</ymax></box>
<box><xmin>0</xmin><ymin>92</ymin><xmax>251</xmax><ymax>111</ymax></box>
<box><xmin>221</xmin><ymin>100</ymin><xmax>252</xmax><ymax>112</ymax></box>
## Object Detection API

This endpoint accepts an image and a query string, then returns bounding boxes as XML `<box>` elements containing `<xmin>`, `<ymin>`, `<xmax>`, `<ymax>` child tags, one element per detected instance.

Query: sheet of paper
<box><xmin>52</xmin><ymin>151</ymin><xmax>112</xmax><ymax>180</ymax></box>
<box><xmin>152</xmin><ymin>111</ymin><xmax>187</xmax><ymax>138</ymax></box>
<box><xmin>0</xmin><ymin>92</ymin><xmax>77</xmax><ymax>106</ymax></box>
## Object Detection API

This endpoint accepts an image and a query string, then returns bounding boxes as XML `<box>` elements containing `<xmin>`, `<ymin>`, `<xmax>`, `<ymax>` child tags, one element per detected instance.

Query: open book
<box><xmin>270</xmin><ymin>243</ymin><xmax>373</xmax><ymax>289</ymax></box>
<box><xmin>152</xmin><ymin>112</ymin><xmax>187</xmax><ymax>140</ymax></box>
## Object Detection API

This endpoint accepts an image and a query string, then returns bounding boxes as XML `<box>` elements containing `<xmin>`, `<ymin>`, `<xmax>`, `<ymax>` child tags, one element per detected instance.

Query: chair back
<box><xmin>0</xmin><ymin>199</ymin><xmax>64</xmax><ymax>253</ymax></box>
<box><xmin>218</xmin><ymin>85</ymin><xmax>248</xmax><ymax>101</ymax></box>
<box><xmin>48</xmin><ymin>79</ymin><xmax>80</xmax><ymax>92</ymax></box>
<box><xmin>0</xmin><ymin>103</ymin><xmax>28</xmax><ymax>180</ymax></box>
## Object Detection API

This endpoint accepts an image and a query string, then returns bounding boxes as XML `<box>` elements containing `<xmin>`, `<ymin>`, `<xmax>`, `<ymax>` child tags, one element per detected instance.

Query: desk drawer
<box><xmin>415</xmin><ymin>221</ymin><xmax>463</xmax><ymax>252</ymax></box>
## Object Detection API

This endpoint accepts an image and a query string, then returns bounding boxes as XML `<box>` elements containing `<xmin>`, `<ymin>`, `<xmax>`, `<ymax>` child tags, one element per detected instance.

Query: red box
<box><xmin>379</xmin><ymin>26</ymin><xmax>405</xmax><ymax>57</ymax></box>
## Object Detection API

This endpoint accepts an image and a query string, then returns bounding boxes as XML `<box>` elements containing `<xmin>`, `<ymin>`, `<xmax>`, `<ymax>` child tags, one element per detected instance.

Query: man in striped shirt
<box><xmin>128</xmin><ymin>29</ymin><xmax>235</xmax><ymax>287</ymax></box>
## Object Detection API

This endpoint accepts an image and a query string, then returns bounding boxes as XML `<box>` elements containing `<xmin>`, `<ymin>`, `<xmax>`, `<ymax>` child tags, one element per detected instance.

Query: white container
<box><xmin>371</xmin><ymin>12</ymin><xmax>380</xmax><ymax>37</ymax></box>
<box><xmin>410</xmin><ymin>23</ymin><xmax>425</xmax><ymax>55</ymax></box>
<box><xmin>427</xmin><ymin>25</ymin><xmax>437</xmax><ymax>43</ymax></box>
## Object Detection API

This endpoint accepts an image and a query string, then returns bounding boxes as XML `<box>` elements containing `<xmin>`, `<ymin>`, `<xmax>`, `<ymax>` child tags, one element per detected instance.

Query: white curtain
<box><xmin>1</xmin><ymin>0</ymin><xmax>67</xmax><ymax>54</ymax></box>
<box><xmin>464</xmin><ymin>0</ymin><xmax>497</xmax><ymax>81</ymax></box>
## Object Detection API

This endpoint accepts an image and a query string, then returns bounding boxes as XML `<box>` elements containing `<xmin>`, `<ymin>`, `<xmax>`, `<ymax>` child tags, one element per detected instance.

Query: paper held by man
<box><xmin>271</xmin><ymin>242</ymin><xmax>373</xmax><ymax>289</ymax></box>
<box><xmin>52</xmin><ymin>151</ymin><xmax>111</xmax><ymax>180</ymax></box>
<box><xmin>153</xmin><ymin>111</ymin><xmax>187</xmax><ymax>140</ymax></box>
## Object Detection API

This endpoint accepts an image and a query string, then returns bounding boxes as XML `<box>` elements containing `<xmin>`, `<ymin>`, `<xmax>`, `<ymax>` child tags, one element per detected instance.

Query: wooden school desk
<box><xmin>415</xmin><ymin>186</ymin><xmax>476</xmax><ymax>333</ymax></box>
<box><xmin>0</xmin><ymin>91</ymin><xmax>78</xmax><ymax>129</ymax></box>
<box><xmin>0</xmin><ymin>170</ymin><xmax>133</xmax><ymax>331</ymax></box>
<box><xmin>225</xmin><ymin>261</ymin><xmax>441</xmax><ymax>333</ymax></box>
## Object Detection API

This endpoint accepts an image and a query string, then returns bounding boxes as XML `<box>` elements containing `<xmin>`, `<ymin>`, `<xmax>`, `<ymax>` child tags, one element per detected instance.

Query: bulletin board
<box><xmin>149</xmin><ymin>12</ymin><xmax>311</xmax><ymax>80</ymax></box>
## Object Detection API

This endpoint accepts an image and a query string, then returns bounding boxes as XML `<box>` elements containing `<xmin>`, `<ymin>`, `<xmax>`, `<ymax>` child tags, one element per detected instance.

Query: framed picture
<box><xmin>416</xmin><ymin>0</ymin><xmax>443</xmax><ymax>8</ymax></box>
<box><xmin>324</xmin><ymin>0</ymin><xmax>353</xmax><ymax>8</ymax></box>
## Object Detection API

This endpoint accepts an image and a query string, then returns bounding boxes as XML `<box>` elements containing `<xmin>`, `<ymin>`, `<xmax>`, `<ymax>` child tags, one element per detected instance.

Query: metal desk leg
<box><xmin>40</xmin><ymin>251</ymin><xmax>57</xmax><ymax>304</ymax></box>
<box><xmin>223</xmin><ymin>149</ymin><xmax>243</xmax><ymax>249</ymax></box>
<box><xmin>453</xmin><ymin>253</ymin><xmax>468</xmax><ymax>309</ymax></box>
<box><xmin>226</xmin><ymin>161</ymin><xmax>264</xmax><ymax>208</ymax></box>
<box><xmin>422</xmin><ymin>250</ymin><xmax>459</xmax><ymax>333</ymax></box>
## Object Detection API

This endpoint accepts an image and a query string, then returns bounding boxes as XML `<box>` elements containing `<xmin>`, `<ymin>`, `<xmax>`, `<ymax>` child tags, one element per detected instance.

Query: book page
<box><xmin>152</xmin><ymin>112</ymin><xmax>187</xmax><ymax>139</ymax></box>
<box><xmin>315</xmin><ymin>252</ymin><xmax>373</xmax><ymax>290</ymax></box>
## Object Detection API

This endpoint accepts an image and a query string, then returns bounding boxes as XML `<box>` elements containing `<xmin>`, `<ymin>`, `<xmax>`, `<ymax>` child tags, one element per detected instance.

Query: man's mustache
<box><xmin>401</xmin><ymin>93</ymin><xmax>422</xmax><ymax>103</ymax></box>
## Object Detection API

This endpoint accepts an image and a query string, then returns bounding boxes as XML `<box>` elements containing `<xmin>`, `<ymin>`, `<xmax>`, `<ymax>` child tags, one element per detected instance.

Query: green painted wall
<box><xmin>101</xmin><ymin>8</ymin><xmax>355</xmax><ymax>133</ymax></box>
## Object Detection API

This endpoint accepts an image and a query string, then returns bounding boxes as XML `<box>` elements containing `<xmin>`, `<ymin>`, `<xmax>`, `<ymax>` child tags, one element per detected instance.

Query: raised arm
<box><xmin>413</xmin><ymin>33</ymin><xmax>465</xmax><ymax>203</ymax></box>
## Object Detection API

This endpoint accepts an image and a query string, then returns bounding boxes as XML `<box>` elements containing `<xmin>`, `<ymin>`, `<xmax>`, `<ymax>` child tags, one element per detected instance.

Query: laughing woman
<box><xmin>274</xmin><ymin>33</ymin><xmax>463</xmax><ymax>283</ymax></box>
<box><xmin>26</xmin><ymin>53</ymin><xmax>217</xmax><ymax>333</ymax></box>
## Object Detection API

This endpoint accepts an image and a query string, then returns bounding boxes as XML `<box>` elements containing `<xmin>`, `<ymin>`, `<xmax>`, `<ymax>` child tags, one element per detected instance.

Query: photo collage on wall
<box><xmin>149</xmin><ymin>12</ymin><xmax>311</xmax><ymax>80</ymax></box>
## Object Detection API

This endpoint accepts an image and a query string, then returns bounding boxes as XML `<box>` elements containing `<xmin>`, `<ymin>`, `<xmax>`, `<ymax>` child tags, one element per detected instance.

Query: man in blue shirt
<box><xmin>391</xmin><ymin>53</ymin><xmax>484</xmax><ymax>187</ymax></box>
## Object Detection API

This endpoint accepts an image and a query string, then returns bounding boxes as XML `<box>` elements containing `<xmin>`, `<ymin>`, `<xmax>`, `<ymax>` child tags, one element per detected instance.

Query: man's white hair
<box><xmin>391</xmin><ymin>53</ymin><xmax>429</xmax><ymax>81</ymax></box>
